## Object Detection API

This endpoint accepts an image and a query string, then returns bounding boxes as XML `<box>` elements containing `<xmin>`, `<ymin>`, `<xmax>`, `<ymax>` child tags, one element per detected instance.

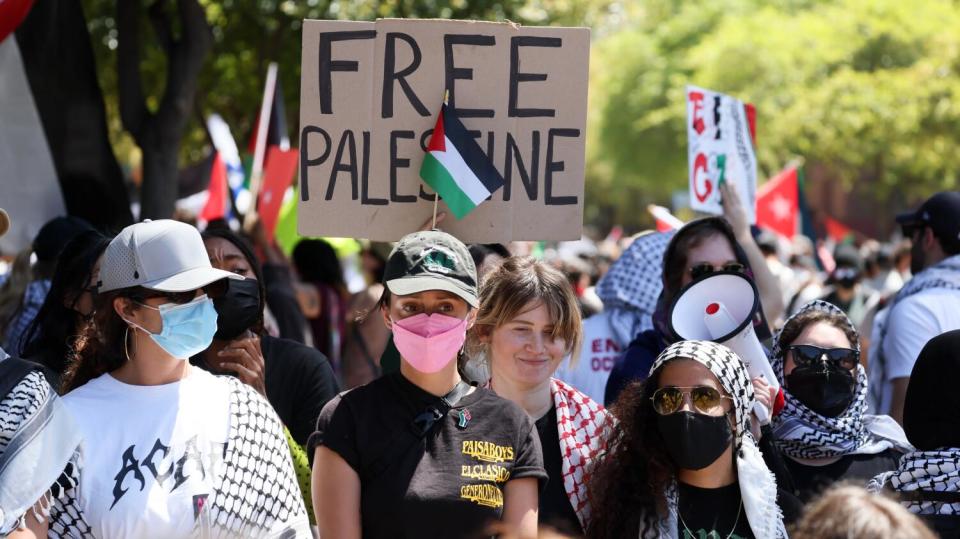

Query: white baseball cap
<box><xmin>98</xmin><ymin>219</ymin><xmax>242</xmax><ymax>293</ymax></box>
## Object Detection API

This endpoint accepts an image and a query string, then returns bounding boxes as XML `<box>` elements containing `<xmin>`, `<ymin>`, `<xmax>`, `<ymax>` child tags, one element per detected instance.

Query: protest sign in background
<box><xmin>298</xmin><ymin>19</ymin><xmax>589</xmax><ymax>242</ymax></box>
<box><xmin>686</xmin><ymin>85</ymin><xmax>757</xmax><ymax>223</ymax></box>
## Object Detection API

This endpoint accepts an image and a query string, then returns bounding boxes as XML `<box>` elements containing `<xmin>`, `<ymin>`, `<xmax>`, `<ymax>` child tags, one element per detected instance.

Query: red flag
<box><xmin>647</xmin><ymin>204</ymin><xmax>684</xmax><ymax>232</ymax></box>
<box><xmin>258</xmin><ymin>147</ymin><xmax>299</xmax><ymax>238</ymax></box>
<box><xmin>199</xmin><ymin>153</ymin><xmax>228</xmax><ymax>222</ymax></box>
<box><xmin>824</xmin><ymin>217</ymin><xmax>853</xmax><ymax>242</ymax></box>
<box><xmin>756</xmin><ymin>166</ymin><xmax>799</xmax><ymax>238</ymax></box>
<box><xmin>0</xmin><ymin>0</ymin><xmax>34</xmax><ymax>43</ymax></box>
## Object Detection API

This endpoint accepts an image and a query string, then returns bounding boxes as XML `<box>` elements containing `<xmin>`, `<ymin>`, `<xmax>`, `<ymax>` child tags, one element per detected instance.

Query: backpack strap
<box><xmin>363</xmin><ymin>381</ymin><xmax>472</xmax><ymax>481</ymax></box>
<box><xmin>0</xmin><ymin>357</ymin><xmax>43</xmax><ymax>399</ymax></box>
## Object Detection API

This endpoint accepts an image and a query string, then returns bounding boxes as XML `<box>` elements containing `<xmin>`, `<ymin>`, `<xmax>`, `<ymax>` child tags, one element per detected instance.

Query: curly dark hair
<box><xmin>586</xmin><ymin>371</ymin><xmax>676</xmax><ymax>539</ymax></box>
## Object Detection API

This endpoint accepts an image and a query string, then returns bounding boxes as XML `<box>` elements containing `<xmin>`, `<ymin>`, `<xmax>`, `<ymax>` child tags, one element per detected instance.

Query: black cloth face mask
<box><xmin>213</xmin><ymin>278</ymin><xmax>261</xmax><ymax>340</ymax></box>
<box><xmin>785</xmin><ymin>365</ymin><xmax>855</xmax><ymax>418</ymax></box>
<box><xmin>657</xmin><ymin>411</ymin><xmax>733</xmax><ymax>470</ymax></box>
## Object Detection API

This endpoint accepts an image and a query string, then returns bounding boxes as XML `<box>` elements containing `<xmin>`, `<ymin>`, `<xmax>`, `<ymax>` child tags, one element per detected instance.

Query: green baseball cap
<box><xmin>383</xmin><ymin>230</ymin><xmax>478</xmax><ymax>308</ymax></box>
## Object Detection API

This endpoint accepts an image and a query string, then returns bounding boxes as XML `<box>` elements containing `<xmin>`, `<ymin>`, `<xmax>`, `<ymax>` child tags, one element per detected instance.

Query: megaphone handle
<box><xmin>753</xmin><ymin>401</ymin><xmax>771</xmax><ymax>426</ymax></box>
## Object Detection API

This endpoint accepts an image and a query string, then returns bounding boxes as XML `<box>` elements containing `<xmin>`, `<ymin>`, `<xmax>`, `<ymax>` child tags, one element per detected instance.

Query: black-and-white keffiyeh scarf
<box><xmin>868</xmin><ymin>449</ymin><xmax>960</xmax><ymax>515</ymax></box>
<box><xmin>869</xmin><ymin>254</ymin><xmax>960</xmax><ymax>409</ymax></box>
<box><xmin>771</xmin><ymin>300</ymin><xmax>912</xmax><ymax>460</ymax></box>
<box><xmin>637</xmin><ymin>340</ymin><xmax>787</xmax><ymax>539</ymax></box>
<box><xmin>0</xmin><ymin>367</ymin><xmax>82</xmax><ymax>535</ymax></box>
<box><xmin>47</xmin><ymin>377</ymin><xmax>309</xmax><ymax>538</ymax></box>
<box><xmin>594</xmin><ymin>231</ymin><xmax>674</xmax><ymax>345</ymax></box>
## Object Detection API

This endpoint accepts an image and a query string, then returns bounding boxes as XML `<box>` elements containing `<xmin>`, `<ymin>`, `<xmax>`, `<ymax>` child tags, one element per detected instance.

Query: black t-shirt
<box><xmin>677</xmin><ymin>482</ymin><xmax>753</xmax><ymax>539</ymax></box>
<box><xmin>259</xmin><ymin>335</ymin><xmax>339</xmax><ymax>448</ymax></box>
<box><xmin>676</xmin><ymin>482</ymin><xmax>803</xmax><ymax>538</ymax></box>
<box><xmin>311</xmin><ymin>372</ymin><xmax>547</xmax><ymax>539</ymax></box>
<box><xmin>784</xmin><ymin>449</ymin><xmax>901</xmax><ymax>503</ymax></box>
<box><xmin>534</xmin><ymin>404</ymin><xmax>582</xmax><ymax>535</ymax></box>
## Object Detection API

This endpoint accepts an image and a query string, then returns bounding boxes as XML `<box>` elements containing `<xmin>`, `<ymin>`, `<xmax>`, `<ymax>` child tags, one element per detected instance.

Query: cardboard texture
<box><xmin>298</xmin><ymin>19</ymin><xmax>590</xmax><ymax>242</ymax></box>
<box><xmin>686</xmin><ymin>85</ymin><xmax>757</xmax><ymax>223</ymax></box>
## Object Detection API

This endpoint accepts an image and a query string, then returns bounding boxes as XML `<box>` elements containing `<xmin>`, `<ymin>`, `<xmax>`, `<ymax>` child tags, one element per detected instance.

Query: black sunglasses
<box><xmin>127</xmin><ymin>280</ymin><xmax>227</xmax><ymax>305</ymax></box>
<box><xmin>689</xmin><ymin>262</ymin><xmax>746</xmax><ymax>281</ymax></box>
<box><xmin>650</xmin><ymin>386</ymin><xmax>732</xmax><ymax>415</ymax></box>
<box><xmin>787</xmin><ymin>344</ymin><xmax>859</xmax><ymax>371</ymax></box>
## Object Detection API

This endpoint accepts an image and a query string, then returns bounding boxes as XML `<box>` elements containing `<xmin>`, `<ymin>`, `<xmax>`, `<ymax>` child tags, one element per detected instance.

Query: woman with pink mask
<box><xmin>309</xmin><ymin>231</ymin><xmax>545</xmax><ymax>539</ymax></box>
<box><xmin>466</xmin><ymin>257</ymin><xmax>614</xmax><ymax>536</ymax></box>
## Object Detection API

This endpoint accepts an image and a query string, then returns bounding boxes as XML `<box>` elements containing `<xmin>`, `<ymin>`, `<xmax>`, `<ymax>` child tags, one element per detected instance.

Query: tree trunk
<box><xmin>117</xmin><ymin>0</ymin><xmax>212</xmax><ymax>220</ymax></box>
<box><xmin>15</xmin><ymin>0</ymin><xmax>133</xmax><ymax>231</ymax></box>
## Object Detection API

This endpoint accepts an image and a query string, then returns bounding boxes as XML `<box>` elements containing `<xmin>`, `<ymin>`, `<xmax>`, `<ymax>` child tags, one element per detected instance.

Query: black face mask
<box><xmin>786</xmin><ymin>365</ymin><xmax>856</xmax><ymax>417</ymax></box>
<box><xmin>213</xmin><ymin>278</ymin><xmax>261</xmax><ymax>340</ymax></box>
<box><xmin>657</xmin><ymin>411</ymin><xmax>732</xmax><ymax>470</ymax></box>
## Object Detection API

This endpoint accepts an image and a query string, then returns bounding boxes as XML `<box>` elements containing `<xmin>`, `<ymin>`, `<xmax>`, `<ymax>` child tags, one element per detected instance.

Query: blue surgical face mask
<box><xmin>126</xmin><ymin>294</ymin><xmax>218</xmax><ymax>360</ymax></box>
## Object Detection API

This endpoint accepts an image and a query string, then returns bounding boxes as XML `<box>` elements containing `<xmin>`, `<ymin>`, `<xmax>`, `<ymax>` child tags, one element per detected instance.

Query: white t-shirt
<box><xmin>63</xmin><ymin>367</ymin><xmax>231</xmax><ymax>539</ymax></box>
<box><xmin>556</xmin><ymin>311</ymin><xmax>623</xmax><ymax>403</ymax></box>
<box><xmin>870</xmin><ymin>287</ymin><xmax>960</xmax><ymax>414</ymax></box>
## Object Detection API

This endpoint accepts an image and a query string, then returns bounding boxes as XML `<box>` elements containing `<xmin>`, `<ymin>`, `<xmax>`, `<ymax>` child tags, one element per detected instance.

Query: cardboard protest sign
<box><xmin>298</xmin><ymin>19</ymin><xmax>590</xmax><ymax>242</ymax></box>
<box><xmin>686</xmin><ymin>85</ymin><xmax>757</xmax><ymax>222</ymax></box>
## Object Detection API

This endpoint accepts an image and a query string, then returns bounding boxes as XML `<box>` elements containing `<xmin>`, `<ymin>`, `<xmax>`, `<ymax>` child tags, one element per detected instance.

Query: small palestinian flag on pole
<box><xmin>420</xmin><ymin>102</ymin><xmax>506</xmax><ymax>220</ymax></box>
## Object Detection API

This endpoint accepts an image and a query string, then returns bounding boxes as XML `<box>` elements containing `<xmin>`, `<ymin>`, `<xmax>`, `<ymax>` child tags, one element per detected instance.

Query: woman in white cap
<box><xmin>587</xmin><ymin>340</ymin><xmax>800</xmax><ymax>538</ymax></box>
<box><xmin>43</xmin><ymin>219</ymin><xmax>310</xmax><ymax>538</ymax></box>
<box><xmin>310</xmin><ymin>230</ymin><xmax>546</xmax><ymax>539</ymax></box>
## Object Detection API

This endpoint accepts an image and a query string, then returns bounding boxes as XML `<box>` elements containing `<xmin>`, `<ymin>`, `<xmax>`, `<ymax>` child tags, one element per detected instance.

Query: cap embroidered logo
<box><xmin>419</xmin><ymin>248</ymin><xmax>457</xmax><ymax>274</ymax></box>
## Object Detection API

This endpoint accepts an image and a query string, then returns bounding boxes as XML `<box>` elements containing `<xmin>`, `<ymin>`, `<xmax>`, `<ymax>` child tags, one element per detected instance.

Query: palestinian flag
<box><xmin>419</xmin><ymin>103</ymin><xmax>505</xmax><ymax>219</ymax></box>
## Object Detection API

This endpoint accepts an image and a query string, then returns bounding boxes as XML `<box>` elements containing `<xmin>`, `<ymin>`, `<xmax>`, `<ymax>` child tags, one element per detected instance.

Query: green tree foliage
<box><xmin>588</xmin><ymin>0</ymin><xmax>960</xmax><ymax>232</ymax></box>
<box><xmin>83</xmin><ymin>0</ymin><xmax>618</xmax><ymax>167</ymax></box>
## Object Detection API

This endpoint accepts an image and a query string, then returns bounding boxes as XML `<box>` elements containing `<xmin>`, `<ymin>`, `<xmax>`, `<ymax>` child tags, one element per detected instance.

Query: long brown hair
<box><xmin>585</xmin><ymin>372</ymin><xmax>675</xmax><ymax>539</ymax></box>
<box><xmin>660</xmin><ymin>216</ymin><xmax>740</xmax><ymax>303</ymax></box>
<box><xmin>467</xmin><ymin>256</ymin><xmax>582</xmax><ymax>362</ymax></box>
<box><xmin>61</xmin><ymin>287</ymin><xmax>146</xmax><ymax>393</ymax></box>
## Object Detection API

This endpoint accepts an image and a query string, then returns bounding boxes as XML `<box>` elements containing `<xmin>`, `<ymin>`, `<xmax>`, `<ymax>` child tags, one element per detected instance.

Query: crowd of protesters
<box><xmin>0</xmin><ymin>189</ymin><xmax>958</xmax><ymax>538</ymax></box>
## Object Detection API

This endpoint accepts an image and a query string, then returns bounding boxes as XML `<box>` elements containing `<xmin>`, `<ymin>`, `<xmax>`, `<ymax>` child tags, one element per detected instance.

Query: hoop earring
<box><xmin>124</xmin><ymin>326</ymin><xmax>135</xmax><ymax>362</ymax></box>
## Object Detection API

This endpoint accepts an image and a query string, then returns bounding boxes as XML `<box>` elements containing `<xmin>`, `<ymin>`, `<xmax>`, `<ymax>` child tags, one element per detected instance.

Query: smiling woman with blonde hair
<box><xmin>467</xmin><ymin>256</ymin><xmax>613</xmax><ymax>535</ymax></box>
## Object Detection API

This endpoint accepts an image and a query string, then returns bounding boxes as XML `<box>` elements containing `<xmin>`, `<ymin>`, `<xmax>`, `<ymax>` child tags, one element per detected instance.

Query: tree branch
<box><xmin>155</xmin><ymin>0</ymin><xmax>212</xmax><ymax>138</ymax></box>
<box><xmin>148</xmin><ymin>0</ymin><xmax>175</xmax><ymax>55</ymax></box>
<box><xmin>117</xmin><ymin>0</ymin><xmax>149</xmax><ymax>142</ymax></box>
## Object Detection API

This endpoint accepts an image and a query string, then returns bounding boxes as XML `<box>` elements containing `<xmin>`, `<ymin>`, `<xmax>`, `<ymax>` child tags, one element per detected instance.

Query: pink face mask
<box><xmin>392</xmin><ymin>313</ymin><xmax>468</xmax><ymax>373</ymax></box>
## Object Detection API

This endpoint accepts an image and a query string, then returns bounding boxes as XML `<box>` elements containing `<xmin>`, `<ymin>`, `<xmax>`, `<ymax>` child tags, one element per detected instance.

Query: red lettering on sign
<box><xmin>604</xmin><ymin>339</ymin><xmax>619</xmax><ymax>353</ymax></box>
<box><xmin>591</xmin><ymin>339</ymin><xmax>601</xmax><ymax>353</ymax></box>
<box><xmin>689</xmin><ymin>91</ymin><xmax>706</xmax><ymax>135</ymax></box>
<box><xmin>693</xmin><ymin>152</ymin><xmax>712</xmax><ymax>203</ymax></box>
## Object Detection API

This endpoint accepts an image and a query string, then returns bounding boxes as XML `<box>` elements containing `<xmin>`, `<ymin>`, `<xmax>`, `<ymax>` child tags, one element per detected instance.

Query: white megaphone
<box><xmin>668</xmin><ymin>271</ymin><xmax>781</xmax><ymax>425</ymax></box>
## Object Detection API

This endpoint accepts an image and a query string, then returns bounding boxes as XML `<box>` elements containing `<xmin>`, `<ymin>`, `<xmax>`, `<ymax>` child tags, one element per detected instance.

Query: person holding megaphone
<box><xmin>605</xmin><ymin>182</ymin><xmax>784</xmax><ymax>414</ymax></box>
<box><xmin>770</xmin><ymin>300</ymin><xmax>911</xmax><ymax>503</ymax></box>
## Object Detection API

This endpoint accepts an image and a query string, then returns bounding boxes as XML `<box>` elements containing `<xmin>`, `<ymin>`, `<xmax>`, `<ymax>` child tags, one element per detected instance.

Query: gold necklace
<box><xmin>677</xmin><ymin>496</ymin><xmax>743</xmax><ymax>539</ymax></box>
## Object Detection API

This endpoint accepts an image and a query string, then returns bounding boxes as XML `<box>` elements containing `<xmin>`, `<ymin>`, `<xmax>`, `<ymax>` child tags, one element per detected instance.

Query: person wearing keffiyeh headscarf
<box><xmin>868</xmin><ymin>329</ymin><xmax>960</xmax><ymax>537</ymax></box>
<box><xmin>771</xmin><ymin>300</ymin><xmax>912</xmax><ymax>503</ymax></box>
<box><xmin>604</xmin><ymin>213</ymin><xmax>779</xmax><ymax>407</ymax></box>
<box><xmin>555</xmin><ymin>230</ymin><xmax>673</xmax><ymax>404</ymax></box>
<box><xmin>587</xmin><ymin>340</ymin><xmax>800</xmax><ymax>539</ymax></box>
